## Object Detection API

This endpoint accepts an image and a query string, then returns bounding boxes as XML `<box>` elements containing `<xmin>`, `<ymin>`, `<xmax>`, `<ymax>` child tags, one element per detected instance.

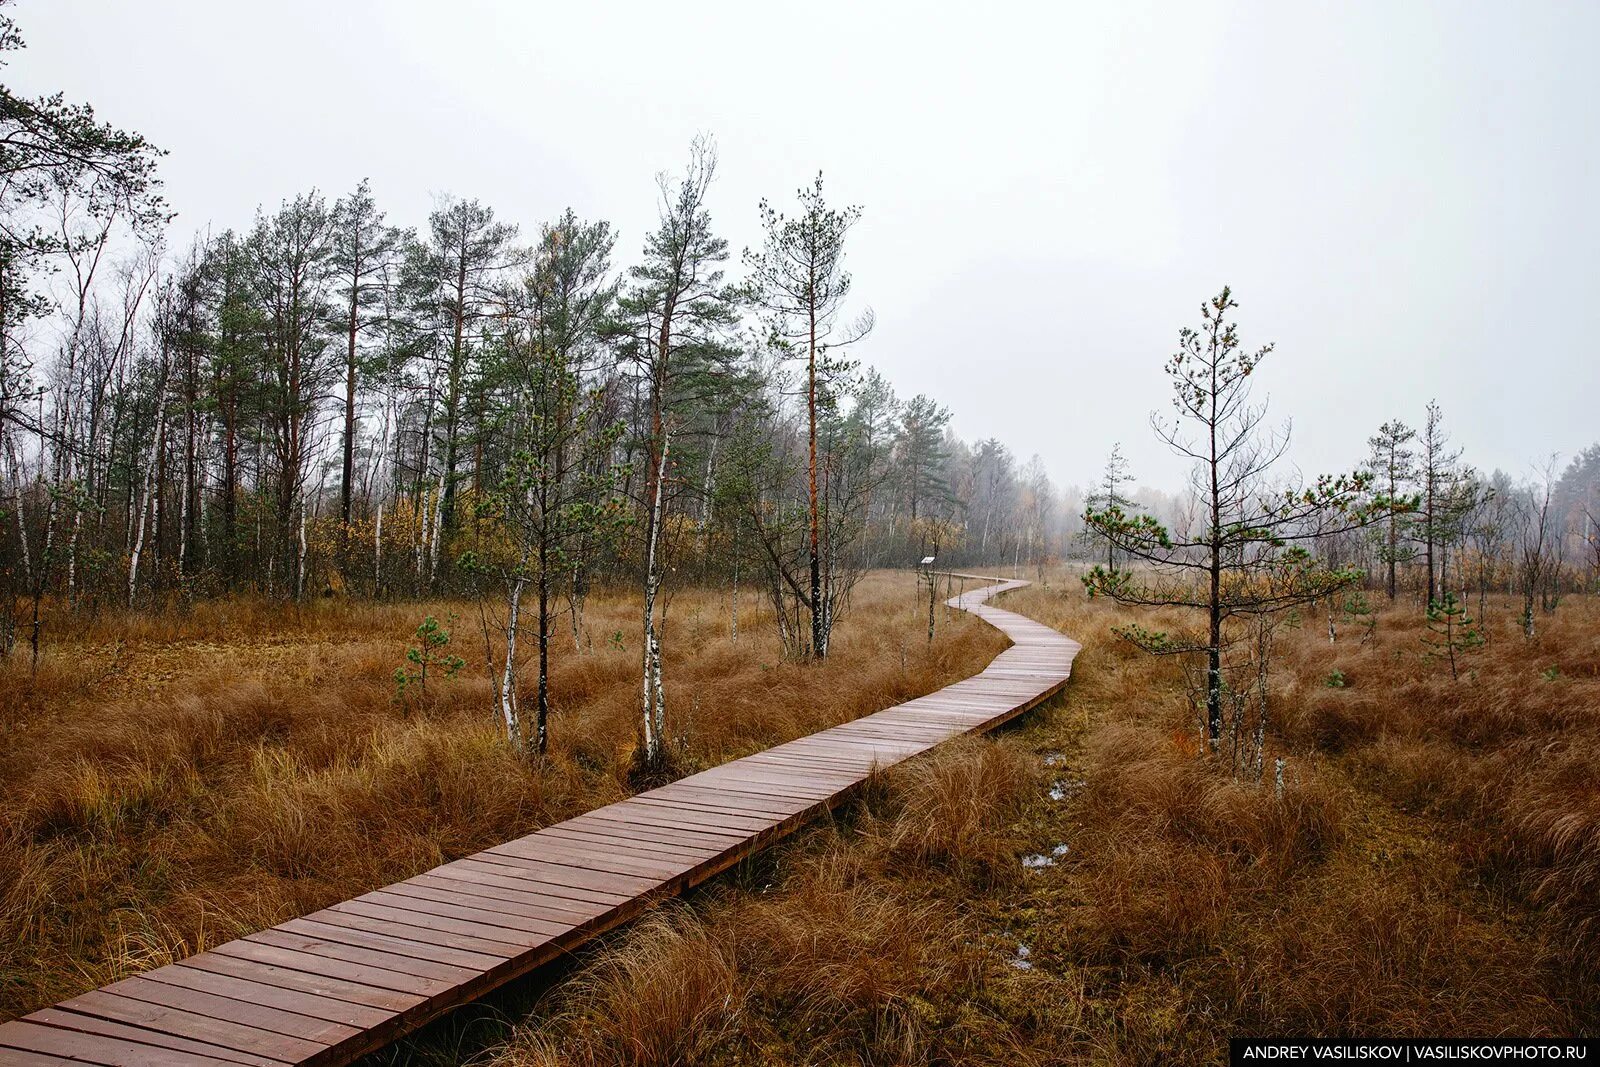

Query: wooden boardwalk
<box><xmin>0</xmin><ymin>577</ymin><xmax>1079</xmax><ymax>1067</ymax></box>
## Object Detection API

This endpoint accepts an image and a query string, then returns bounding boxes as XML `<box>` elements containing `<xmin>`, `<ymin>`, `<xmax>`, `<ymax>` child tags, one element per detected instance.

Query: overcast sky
<box><xmin>11</xmin><ymin>0</ymin><xmax>1596</xmax><ymax>492</ymax></box>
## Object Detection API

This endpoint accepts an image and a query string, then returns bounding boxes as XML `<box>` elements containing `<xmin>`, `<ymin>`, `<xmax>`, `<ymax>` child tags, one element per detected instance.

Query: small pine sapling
<box><xmin>394</xmin><ymin>614</ymin><xmax>466</xmax><ymax>708</ymax></box>
<box><xmin>1326</xmin><ymin>588</ymin><xmax>1375</xmax><ymax>645</ymax></box>
<box><xmin>1422</xmin><ymin>593</ymin><xmax>1483</xmax><ymax>681</ymax></box>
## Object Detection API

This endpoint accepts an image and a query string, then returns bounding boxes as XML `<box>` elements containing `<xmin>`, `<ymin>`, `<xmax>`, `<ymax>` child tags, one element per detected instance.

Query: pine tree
<box><xmin>895</xmin><ymin>394</ymin><xmax>951</xmax><ymax>529</ymax></box>
<box><xmin>1423</xmin><ymin>591</ymin><xmax>1483</xmax><ymax>681</ymax></box>
<box><xmin>1085</xmin><ymin>442</ymin><xmax>1138</xmax><ymax>571</ymax></box>
<box><xmin>1083</xmin><ymin>288</ymin><xmax>1380</xmax><ymax>754</ymax></box>
<box><xmin>1364</xmin><ymin>419</ymin><xmax>1418</xmax><ymax>599</ymax></box>
<box><xmin>330</xmin><ymin>179</ymin><xmax>404</xmax><ymax>537</ymax></box>
<box><xmin>744</xmin><ymin>173</ymin><xmax>869</xmax><ymax>658</ymax></box>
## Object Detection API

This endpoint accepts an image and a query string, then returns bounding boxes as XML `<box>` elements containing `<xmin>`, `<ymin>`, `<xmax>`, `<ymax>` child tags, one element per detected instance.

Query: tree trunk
<box><xmin>341</xmin><ymin>281</ymin><xmax>359</xmax><ymax>531</ymax></box>
<box><xmin>640</xmin><ymin>428</ymin><xmax>670</xmax><ymax>769</ymax></box>
<box><xmin>499</xmin><ymin>576</ymin><xmax>525</xmax><ymax>748</ymax></box>
<box><xmin>807</xmin><ymin>307</ymin><xmax>823</xmax><ymax>659</ymax></box>
<box><xmin>129</xmin><ymin>361</ymin><xmax>172</xmax><ymax>607</ymax></box>
<box><xmin>536</xmin><ymin>535</ymin><xmax>551</xmax><ymax>756</ymax></box>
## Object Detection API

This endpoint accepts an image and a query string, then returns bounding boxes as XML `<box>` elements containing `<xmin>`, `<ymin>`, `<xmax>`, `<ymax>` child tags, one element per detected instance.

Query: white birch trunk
<box><xmin>640</xmin><ymin>431</ymin><xmax>670</xmax><ymax>766</ymax></box>
<box><xmin>177</xmin><ymin>455</ymin><xmax>190</xmax><ymax>582</ymax></box>
<box><xmin>296</xmin><ymin>501</ymin><xmax>308</xmax><ymax>600</ymax></box>
<box><xmin>500</xmin><ymin>576</ymin><xmax>526</xmax><ymax>748</ymax></box>
<box><xmin>128</xmin><ymin>362</ymin><xmax>171</xmax><ymax>607</ymax></box>
<box><xmin>373</xmin><ymin>499</ymin><xmax>384</xmax><ymax>595</ymax></box>
<box><xmin>427</xmin><ymin>470</ymin><xmax>446</xmax><ymax>588</ymax></box>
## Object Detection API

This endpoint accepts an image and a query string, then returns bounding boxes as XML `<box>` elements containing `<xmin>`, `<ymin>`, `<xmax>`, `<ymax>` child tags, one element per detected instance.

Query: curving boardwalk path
<box><xmin>0</xmin><ymin>577</ymin><xmax>1080</xmax><ymax>1067</ymax></box>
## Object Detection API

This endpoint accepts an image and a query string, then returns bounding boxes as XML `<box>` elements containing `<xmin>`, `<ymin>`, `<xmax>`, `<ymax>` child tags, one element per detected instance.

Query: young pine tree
<box><xmin>1085</xmin><ymin>442</ymin><xmax>1138</xmax><ymax>571</ymax></box>
<box><xmin>1363</xmin><ymin>419</ymin><xmax>1418</xmax><ymax>600</ymax></box>
<box><xmin>1082</xmin><ymin>287</ymin><xmax>1380</xmax><ymax>755</ymax></box>
<box><xmin>1422</xmin><ymin>591</ymin><xmax>1483</xmax><ymax>681</ymax></box>
<box><xmin>743</xmin><ymin>172</ymin><xmax>870</xmax><ymax>659</ymax></box>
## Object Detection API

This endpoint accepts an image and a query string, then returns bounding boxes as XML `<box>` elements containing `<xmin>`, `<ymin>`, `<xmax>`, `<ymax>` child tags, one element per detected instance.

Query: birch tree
<box><xmin>615</xmin><ymin>137</ymin><xmax>740</xmax><ymax>774</ymax></box>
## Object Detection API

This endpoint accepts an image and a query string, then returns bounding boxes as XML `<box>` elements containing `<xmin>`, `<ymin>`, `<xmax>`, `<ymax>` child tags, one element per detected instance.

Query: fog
<box><xmin>13</xmin><ymin>0</ymin><xmax>1595</xmax><ymax>489</ymax></box>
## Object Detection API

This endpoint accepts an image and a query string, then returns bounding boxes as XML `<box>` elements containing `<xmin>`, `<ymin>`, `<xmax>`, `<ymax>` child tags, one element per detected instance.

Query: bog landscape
<box><xmin>0</xmin><ymin>3</ymin><xmax>1596</xmax><ymax>1065</ymax></box>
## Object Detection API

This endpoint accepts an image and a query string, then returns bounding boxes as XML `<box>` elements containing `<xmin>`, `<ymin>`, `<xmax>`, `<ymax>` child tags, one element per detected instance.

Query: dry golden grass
<box><xmin>0</xmin><ymin>571</ymin><xmax>1005</xmax><ymax>1021</ymax></box>
<box><xmin>452</xmin><ymin>575</ymin><xmax>1597</xmax><ymax>1067</ymax></box>
<box><xmin>1274</xmin><ymin>593</ymin><xmax>1600</xmax><ymax>974</ymax></box>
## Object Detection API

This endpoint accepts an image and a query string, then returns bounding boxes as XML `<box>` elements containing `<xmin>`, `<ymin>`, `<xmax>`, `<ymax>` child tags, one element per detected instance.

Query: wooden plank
<box><xmin>17</xmin><ymin>1009</ymin><xmax>282</xmax><ymax>1067</ymax></box>
<box><xmin>627</xmin><ymin>792</ymin><xmax>817</xmax><ymax>825</ymax></box>
<box><xmin>280</xmin><ymin>916</ymin><xmax>506</xmax><ymax>973</ymax></box>
<box><xmin>356</xmin><ymin>890</ymin><xmax>571</xmax><ymax>941</ymax></box>
<box><xmin>405</xmin><ymin>869</ymin><xmax>613</xmax><ymax>923</ymax></box>
<box><xmin>620</xmin><ymin>797</ymin><xmax>783</xmax><ymax>834</ymax></box>
<box><xmin>0</xmin><ymin>1040</ymin><xmax>81</xmax><ymax>1067</ymax></box>
<box><xmin>320</xmin><ymin>900</ymin><xmax>544</xmax><ymax>955</ymax></box>
<box><xmin>643</xmin><ymin>783</ymin><xmax>813</xmax><ymax>818</ymax></box>
<box><xmin>384</xmin><ymin>880</ymin><xmax>596</xmax><ymax>931</ymax></box>
<box><xmin>53</xmin><ymin>990</ymin><xmax>324</xmax><ymax>1064</ymax></box>
<box><xmin>246</xmin><ymin>927</ymin><xmax>478</xmax><ymax>986</ymax></box>
<box><xmin>441</xmin><ymin>857</ymin><xmax>637</xmax><ymax>908</ymax></box>
<box><xmin>0</xmin><ymin>1019</ymin><xmax>253</xmax><ymax>1067</ymax></box>
<box><xmin>486</xmin><ymin>837</ymin><xmax>687</xmax><ymax>880</ymax></box>
<box><xmin>572</xmin><ymin>809</ymin><xmax>756</xmax><ymax>846</ymax></box>
<box><xmin>142</xmin><ymin>965</ymin><xmax>395</xmax><ymax>1030</ymax></box>
<box><xmin>182</xmin><ymin>949</ymin><xmax>425</xmax><ymax>1013</ymax></box>
<box><xmin>97</xmin><ymin>976</ymin><xmax>360</xmax><ymax>1047</ymax></box>
<box><xmin>461</xmin><ymin>852</ymin><xmax>658</xmax><ymax>899</ymax></box>
<box><xmin>529</xmin><ymin>823</ymin><xmax>731</xmax><ymax>861</ymax></box>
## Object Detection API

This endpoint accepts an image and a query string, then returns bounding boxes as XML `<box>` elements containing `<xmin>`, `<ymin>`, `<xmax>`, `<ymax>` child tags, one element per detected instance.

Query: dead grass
<box><xmin>0</xmin><ymin>571</ymin><xmax>1005</xmax><ymax>1021</ymax></box>
<box><xmin>1275</xmin><ymin>593</ymin><xmax>1600</xmax><ymax>972</ymax></box>
<box><xmin>459</xmin><ymin>575</ymin><xmax>1596</xmax><ymax>1067</ymax></box>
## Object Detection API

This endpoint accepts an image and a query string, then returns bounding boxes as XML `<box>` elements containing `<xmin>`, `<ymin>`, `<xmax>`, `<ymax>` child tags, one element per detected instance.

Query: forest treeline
<box><xmin>0</xmin><ymin>145</ymin><xmax>1067</xmax><ymax>613</ymax></box>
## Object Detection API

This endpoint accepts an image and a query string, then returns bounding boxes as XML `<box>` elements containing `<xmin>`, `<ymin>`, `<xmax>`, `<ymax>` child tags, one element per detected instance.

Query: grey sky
<box><xmin>12</xmin><ymin>0</ymin><xmax>1596</xmax><ymax>492</ymax></box>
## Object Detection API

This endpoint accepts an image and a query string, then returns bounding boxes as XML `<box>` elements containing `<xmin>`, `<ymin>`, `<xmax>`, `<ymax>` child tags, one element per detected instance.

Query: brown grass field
<box><xmin>4</xmin><ymin>571</ymin><xmax>1596</xmax><ymax>1065</ymax></box>
<box><xmin>0</xmin><ymin>572</ymin><xmax>1005</xmax><ymax>1023</ymax></box>
<box><xmin>412</xmin><ymin>576</ymin><xmax>1596</xmax><ymax>1067</ymax></box>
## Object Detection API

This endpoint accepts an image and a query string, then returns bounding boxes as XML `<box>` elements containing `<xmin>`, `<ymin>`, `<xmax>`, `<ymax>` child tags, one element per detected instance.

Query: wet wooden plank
<box><xmin>182</xmin><ymin>949</ymin><xmax>425</xmax><ymax>1013</ymax></box>
<box><xmin>18</xmin><ymin>1009</ymin><xmax>282</xmax><ymax>1067</ymax></box>
<box><xmin>0</xmin><ymin>1019</ymin><xmax>259</xmax><ymax>1067</ymax></box>
<box><xmin>50</xmin><ymin>989</ymin><xmax>325</xmax><ymax>1064</ymax></box>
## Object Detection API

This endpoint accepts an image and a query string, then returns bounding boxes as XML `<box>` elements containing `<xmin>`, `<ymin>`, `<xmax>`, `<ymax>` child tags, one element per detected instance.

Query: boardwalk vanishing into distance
<box><xmin>0</xmin><ymin>577</ymin><xmax>1081</xmax><ymax>1067</ymax></box>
